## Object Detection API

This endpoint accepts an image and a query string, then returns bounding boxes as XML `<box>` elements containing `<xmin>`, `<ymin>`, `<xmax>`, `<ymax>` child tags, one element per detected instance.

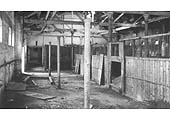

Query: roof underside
<box><xmin>15</xmin><ymin>11</ymin><xmax>170</xmax><ymax>36</ymax></box>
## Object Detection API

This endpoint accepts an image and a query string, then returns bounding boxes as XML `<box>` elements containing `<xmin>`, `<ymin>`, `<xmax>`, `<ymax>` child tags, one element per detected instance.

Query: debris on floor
<box><xmin>3</xmin><ymin>72</ymin><xmax>153</xmax><ymax>109</ymax></box>
<box><xmin>18</xmin><ymin>91</ymin><xmax>56</xmax><ymax>100</ymax></box>
<box><xmin>6</xmin><ymin>82</ymin><xmax>26</xmax><ymax>91</ymax></box>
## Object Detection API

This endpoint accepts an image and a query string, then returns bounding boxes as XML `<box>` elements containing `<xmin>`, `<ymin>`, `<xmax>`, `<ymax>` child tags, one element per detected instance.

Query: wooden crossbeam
<box><xmin>148</xmin><ymin>16</ymin><xmax>169</xmax><ymax>23</ymax></box>
<box><xmin>100</xmin><ymin>22</ymin><xmax>138</xmax><ymax>27</ymax></box>
<box><xmin>40</xmin><ymin>11</ymin><xmax>50</xmax><ymax>33</ymax></box>
<box><xmin>114</xmin><ymin>11</ymin><xmax>170</xmax><ymax>17</ymax></box>
<box><xmin>24</xmin><ymin>19</ymin><xmax>141</xmax><ymax>28</ymax></box>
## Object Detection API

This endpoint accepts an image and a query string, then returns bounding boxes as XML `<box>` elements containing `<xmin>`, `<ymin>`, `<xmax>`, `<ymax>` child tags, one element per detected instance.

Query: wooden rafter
<box><xmin>134</xmin><ymin>16</ymin><xmax>143</xmax><ymax>24</ymax></box>
<box><xmin>75</xmin><ymin>12</ymin><xmax>84</xmax><ymax>22</ymax></box>
<box><xmin>113</xmin><ymin>13</ymin><xmax>124</xmax><ymax>23</ymax></box>
<box><xmin>40</xmin><ymin>11</ymin><xmax>50</xmax><ymax>33</ymax></box>
<box><xmin>45</xmin><ymin>11</ymin><xmax>50</xmax><ymax>20</ymax></box>
<box><xmin>24</xmin><ymin>12</ymin><xmax>38</xmax><ymax>19</ymax></box>
<box><xmin>50</xmin><ymin>11</ymin><xmax>57</xmax><ymax>20</ymax></box>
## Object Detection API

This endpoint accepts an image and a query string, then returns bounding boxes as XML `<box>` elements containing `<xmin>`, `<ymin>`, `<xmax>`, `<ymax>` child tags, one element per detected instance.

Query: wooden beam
<box><xmin>119</xmin><ymin>41</ymin><xmax>126</xmax><ymax>94</ymax></box>
<box><xmin>24</xmin><ymin>19</ymin><xmax>84</xmax><ymax>25</ymax></box>
<box><xmin>45</xmin><ymin>11</ymin><xmax>50</xmax><ymax>20</ymax></box>
<box><xmin>51</xmin><ymin>11</ymin><xmax>57</xmax><ymax>20</ymax></box>
<box><xmin>57</xmin><ymin>37</ymin><xmax>61</xmax><ymax>89</ymax></box>
<box><xmin>75</xmin><ymin>12</ymin><xmax>84</xmax><ymax>22</ymax></box>
<box><xmin>40</xmin><ymin>24</ymin><xmax>47</xmax><ymax>33</ymax></box>
<box><xmin>114</xmin><ymin>11</ymin><xmax>170</xmax><ymax>17</ymax></box>
<box><xmin>84</xmin><ymin>18</ymin><xmax>91</xmax><ymax>109</ymax></box>
<box><xmin>113</xmin><ymin>13</ymin><xmax>124</xmax><ymax>23</ymax></box>
<box><xmin>40</xmin><ymin>11</ymin><xmax>50</xmax><ymax>33</ymax></box>
<box><xmin>48</xmin><ymin>42</ymin><xmax>51</xmax><ymax>76</ymax></box>
<box><xmin>101</xmin><ymin>35</ymin><xmax>108</xmax><ymax>41</ymax></box>
<box><xmin>71</xmin><ymin>32</ymin><xmax>74</xmax><ymax>69</ymax></box>
<box><xmin>24</xmin><ymin>12</ymin><xmax>38</xmax><ymax>19</ymax></box>
<box><xmin>100</xmin><ymin>22</ymin><xmax>138</xmax><ymax>27</ymax></box>
<box><xmin>120</xmin><ymin>32</ymin><xmax>170</xmax><ymax>41</ymax></box>
<box><xmin>144</xmin><ymin>14</ymin><xmax>149</xmax><ymax>57</ymax></box>
<box><xmin>116</xmin><ymin>16</ymin><xmax>169</xmax><ymax>31</ymax></box>
<box><xmin>134</xmin><ymin>16</ymin><xmax>143</xmax><ymax>24</ymax></box>
<box><xmin>24</xmin><ymin>19</ymin><xmax>140</xmax><ymax>28</ymax></box>
<box><xmin>107</xmin><ymin>14</ymin><xmax>113</xmax><ymax>86</ymax></box>
<box><xmin>148</xmin><ymin>16</ymin><xmax>169</xmax><ymax>23</ymax></box>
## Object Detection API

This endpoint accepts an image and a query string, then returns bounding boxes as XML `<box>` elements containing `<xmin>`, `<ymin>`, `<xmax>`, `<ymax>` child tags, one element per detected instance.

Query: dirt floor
<box><xmin>2</xmin><ymin>72</ymin><xmax>162</xmax><ymax>109</ymax></box>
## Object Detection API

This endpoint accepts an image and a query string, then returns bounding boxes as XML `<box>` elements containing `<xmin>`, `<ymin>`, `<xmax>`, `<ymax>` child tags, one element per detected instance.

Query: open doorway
<box><xmin>111</xmin><ymin>61</ymin><xmax>121</xmax><ymax>87</ymax></box>
<box><xmin>27</xmin><ymin>46</ymin><xmax>42</xmax><ymax>71</ymax></box>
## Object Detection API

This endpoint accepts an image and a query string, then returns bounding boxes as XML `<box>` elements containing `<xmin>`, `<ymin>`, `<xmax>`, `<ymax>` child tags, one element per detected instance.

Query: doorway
<box><xmin>27</xmin><ymin>46</ymin><xmax>42</xmax><ymax>67</ymax></box>
<box><xmin>45</xmin><ymin>45</ymin><xmax>72</xmax><ymax>71</ymax></box>
<box><xmin>111</xmin><ymin>61</ymin><xmax>121</xmax><ymax>87</ymax></box>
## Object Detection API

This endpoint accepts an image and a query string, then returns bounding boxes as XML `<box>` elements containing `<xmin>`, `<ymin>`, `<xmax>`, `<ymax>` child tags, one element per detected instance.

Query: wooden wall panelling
<box><xmin>152</xmin><ymin>60</ymin><xmax>155</xmax><ymax>101</ymax></box>
<box><xmin>154</xmin><ymin>60</ymin><xmax>158</xmax><ymax>101</ymax></box>
<box><xmin>168</xmin><ymin>61</ymin><xmax>170</xmax><ymax>102</ymax></box>
<box><xmin>165</xmin><ymin>60</ymin><xmax>168</xmax><ymax>102</ymax></box>
<box><xmin>98</xmin><ymin>54</ymin><xmax>104</xmax><ymax>85</ymax></box>
<box><xmin>160</xmin><ymin>60</ymin><xmax>163</xmax><ymax>101</ymax></box>
<box><xmin>104</xmin><ymin>56</ymin><xmax>108</xmax><ymax>85</ymax></box>
<box><xmin>74</xmin><ymin>54</ymin><xmax>80</xmax><ymax>73</ymax></box>
<box><xmin>80</xmin><ymin>55</ymin><xmax>84</xmax><ymax>76</ymax></box>
<box><xmin>164</xmin><ymin>60</ymin><xmax>166</xmax><ymax>101</ymax></box>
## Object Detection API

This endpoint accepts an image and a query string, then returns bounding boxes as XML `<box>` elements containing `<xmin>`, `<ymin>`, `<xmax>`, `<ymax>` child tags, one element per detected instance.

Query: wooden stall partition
<box><xmin>125</xmin><ymin>57</ymin><xmax>170</xmax><ymax>103</ymax></box>
<box><xmin>74</xmin><ymin>54</ymin><xmax>81</xmax><ymax>73</ymax></box>
<box><xmin>104</xmin><ymin>56</ymin><xmax>109</xmax><ymax>85</ymax></box>
<box><xmin>119</xmin><ymin>41</ymin><xmax>125</xmax><ymax>94</ymax></box>
<box><xmin>92</xmin><ymin>54</ymin><xmax>104</xmax><ymax>85</ymax></box>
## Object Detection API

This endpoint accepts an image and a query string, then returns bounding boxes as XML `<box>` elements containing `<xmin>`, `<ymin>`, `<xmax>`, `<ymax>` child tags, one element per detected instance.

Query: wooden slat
<box><xmin>111</xmin><ymin>56</ymin><xmax>121</xmax><ymax>62</ymax></box>
<box><xmin>165</xmin><ymin>61</ymin><xmax>168</xmax><ymax>102</ymax></box>
<box><xmin>168</xmin><ymin>61</ymin><xmax>170</xmax><ymax>103</ymax></box>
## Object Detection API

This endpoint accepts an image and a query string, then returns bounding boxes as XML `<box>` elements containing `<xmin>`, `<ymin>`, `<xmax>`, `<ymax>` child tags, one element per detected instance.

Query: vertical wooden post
<box><xmin>144</xmin><ymin>14</ymin><xmax>149</xmax><ymax>57</ymax></box>
<box><xmin>42</xmin><ymin>34</ymin><xmax>45</xmax><ymax>67</ymax></box>
<box><xmin>107</xmin><ymin>13</ymin><xmax>113</xmax><ymax>85</ymax></box>
<box><xmin>71</xmin><ymin>32</ymin><xmax>74</xmax><ymax>70</ymax></box>
<box><xmin>119</xmin><ymin>41</ymin><xmax>125</xmax><ymax>94</ymax></box>
<box><xmin>57</xmin><ymin>36</ymin><xmax>61</xmax><ymax>89</ymax></box>
<box><xmin>49</xmin><ymin>42</ymin><xmax>51</xmax><ymax>76</ymax></box>
<box><xmin>84</xmin><ymin>18</ymin><xmax>91</xmax><ymax>109</ymax></box>
<box><xmin>132</xmin><ymin>40</ymin><xmax>135</xmax><ymax>56</ymax></box>
<box><xmin>162</xmin><ymin>24</ymin><xmax>166</xmax><ymax>57</ymax></box>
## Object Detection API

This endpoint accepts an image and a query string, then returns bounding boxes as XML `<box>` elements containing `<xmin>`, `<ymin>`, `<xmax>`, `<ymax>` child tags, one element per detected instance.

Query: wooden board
<box><xmin>74</xmin><ymin>56</ymin><xmax>80</xmax><ymax>73</ymax></box>
<box><xmin>104</xmin><ymin>56</ymin><xmax>108</xmax><ymax>85</ymax></box>
<box><xmin>92</xmin><ymin>54</ymin><xmax>104</xmax><ymax>85</ymax></box>
<box><xmin>18</xmin><ymin>91</ymin><xmax>56</xmax><ymax>100</ymax></box>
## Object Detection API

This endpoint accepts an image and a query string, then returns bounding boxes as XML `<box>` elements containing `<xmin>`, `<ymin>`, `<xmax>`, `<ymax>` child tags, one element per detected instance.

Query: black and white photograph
<box><xmin>0</xmin><ymin>1</ymin><xmax>170</xmax><ymax>119</ymax></box>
